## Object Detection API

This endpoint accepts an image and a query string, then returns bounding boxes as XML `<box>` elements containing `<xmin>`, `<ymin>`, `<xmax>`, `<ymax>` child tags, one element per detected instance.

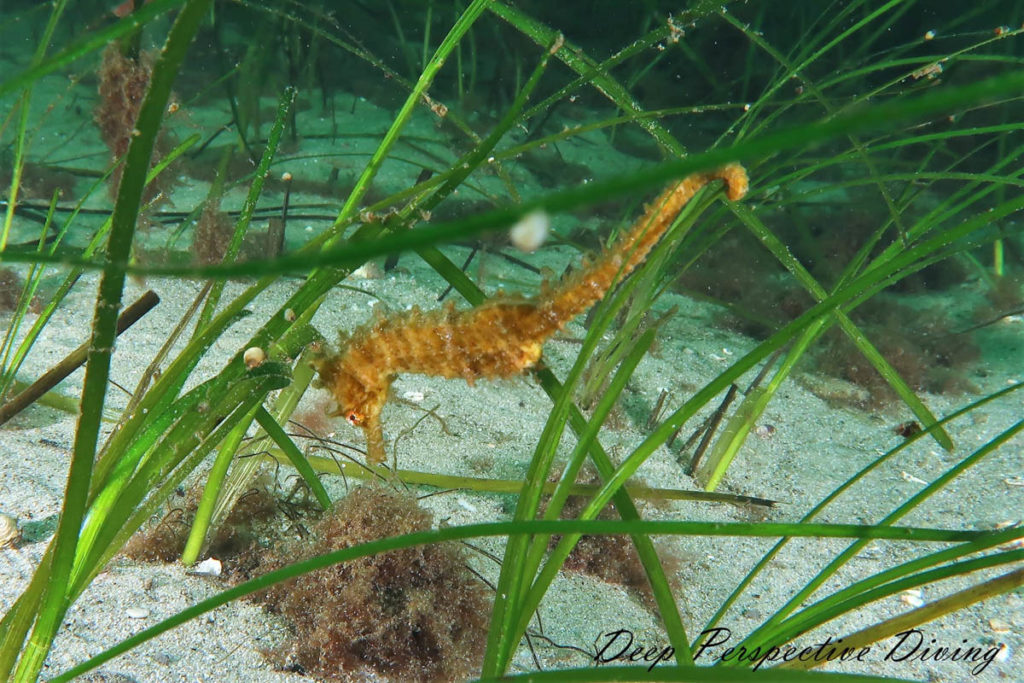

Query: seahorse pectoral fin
<box><xmin>510</xmin><ymin>341</ymin><xmax>543</xmax><ymax>373</ymax></box>
<box><xmin>524</xmin><ymin>342</ymin><xmax>543</xmax><ymax>367</ymax></box>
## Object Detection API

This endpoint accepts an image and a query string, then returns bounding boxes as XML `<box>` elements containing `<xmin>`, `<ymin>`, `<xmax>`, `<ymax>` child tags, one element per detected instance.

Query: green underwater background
<box><xmin>0</xmin><ymin>1</ymin><xmax>1021</xmax><ymax>681</ymax></box>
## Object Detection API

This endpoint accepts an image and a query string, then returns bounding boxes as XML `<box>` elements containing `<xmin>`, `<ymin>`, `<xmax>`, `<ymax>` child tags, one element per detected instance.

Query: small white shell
<box><xmin>900</xmin><ymin>470</ymin><xmax>928</xmax><ymax>485</ymax></box>
<box><xmin>989</xmin><ymin>618</ymin><xmax>1011</xmax><ymax>633</ymax></box>
<box><xmin>243</xmin><ymin>347</ymin><xmax>266</xmax><ymax>369</ymax></box>
<box><xmin>190</xmin><ymin>557</ymin><xmax>222</xmax><ymax>577</ymax></box>
<box><xmin>126</xmin><ymin>607</ymin><xmax>150</xmax><ymax>619</ymax></box>
<box><xmin>0</xmin><ymin>513</ymin><xmax>19</xmax><ymax>549</ymax></box>
<box><xmin>509</xmin><ymin>210</ymin><xmax>550</xmax><ymax>253</ymax></box>
<box><xmin>351</xmin><ymin>261</ymin><xmax>383</xmax><ymax>279</ymax></box>
<box><xmin>899</xmin><ymin>589</ymin><xmax>924</xmax><ymax>608</ymax></box>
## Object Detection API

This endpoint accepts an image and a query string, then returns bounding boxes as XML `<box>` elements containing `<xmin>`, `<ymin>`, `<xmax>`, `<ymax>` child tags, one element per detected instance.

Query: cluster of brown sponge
<box><xmin>125</xmin><ymin>482</ymin><xmax>491</xmax><ymax>680</ymax></box>
<box><xmin>257</xmin><ymin>485</ymin><xmax>491</xmax><ymax>681</ymax></box>
<box><xmin>543</xmin><ymin>467</ymin><xmax>682</xmax><ymax>616</ymax></box>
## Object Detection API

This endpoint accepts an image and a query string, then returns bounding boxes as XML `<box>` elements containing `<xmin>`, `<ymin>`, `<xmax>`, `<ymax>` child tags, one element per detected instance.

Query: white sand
<box><xmin>1</xmin><ymin>257</ymin><xmax>1020</xmax><ymax>681</ymax></box>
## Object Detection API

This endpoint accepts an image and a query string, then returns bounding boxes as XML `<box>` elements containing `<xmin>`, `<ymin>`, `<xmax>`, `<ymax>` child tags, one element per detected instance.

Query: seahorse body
<box><xmin>315</xmin><ymin>164</ymin><xmax>748</xmax><ymax>463</ymax></box>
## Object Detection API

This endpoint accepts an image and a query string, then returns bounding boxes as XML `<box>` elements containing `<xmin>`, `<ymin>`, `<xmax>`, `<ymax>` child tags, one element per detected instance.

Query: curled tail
<box><xmin>540</xmin><ymin>163</ymin><xmax>748</xmax><ymax>327</ymax></box>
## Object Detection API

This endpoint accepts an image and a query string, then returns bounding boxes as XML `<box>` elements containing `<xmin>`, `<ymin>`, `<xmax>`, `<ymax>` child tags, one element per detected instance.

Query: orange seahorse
<box><xmin>315</xmin><ymin>164</ymin><xmax>748</xmax><ymax>464</ymax></box>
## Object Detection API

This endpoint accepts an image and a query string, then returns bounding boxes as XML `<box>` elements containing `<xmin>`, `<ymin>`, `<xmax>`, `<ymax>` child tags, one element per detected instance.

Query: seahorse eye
<box><xmin>347</xmin><ymin>412</ymin><xmax>364</xmax><ymax>426</ymax></box>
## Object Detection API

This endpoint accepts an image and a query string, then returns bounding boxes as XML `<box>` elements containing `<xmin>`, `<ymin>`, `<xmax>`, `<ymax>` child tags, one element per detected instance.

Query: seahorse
<box><xmin>314</xmin><ymin>164</ymin><xmax>748</xmax><ymax>464</ymax></box>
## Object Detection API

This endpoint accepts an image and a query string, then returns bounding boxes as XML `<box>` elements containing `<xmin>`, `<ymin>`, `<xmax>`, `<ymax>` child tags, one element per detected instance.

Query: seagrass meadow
<box><xmin>0</xmin><ymin>1</ymin><xmax>1022</xmax><ymax>681</ymax></box>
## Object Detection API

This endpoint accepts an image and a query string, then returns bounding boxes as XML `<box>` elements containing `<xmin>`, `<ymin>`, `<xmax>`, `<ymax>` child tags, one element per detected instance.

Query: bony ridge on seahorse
<box><xmin>314</xmin><ymin>164</ymin><xmax>749</xmax><ymax>464</ymax></box>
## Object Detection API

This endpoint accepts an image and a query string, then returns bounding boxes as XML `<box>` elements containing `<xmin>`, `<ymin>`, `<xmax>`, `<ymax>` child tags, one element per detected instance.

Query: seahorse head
<box><xmin>313</xmin><ymin>349</ymin><xmax>390</xmax><ymax>463</ymax></box>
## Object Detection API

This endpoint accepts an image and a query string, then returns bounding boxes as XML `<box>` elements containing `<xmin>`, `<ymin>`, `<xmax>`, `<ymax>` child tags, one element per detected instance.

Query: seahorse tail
<box><xmin>616</xmin><ymin>163</ymin><xmax>749</xmax><ymax>275</ymax></box>
<box><xmin>541</xmin><ymin>164</ymin><xmax>748</xmax><ymax>328</ymax></box>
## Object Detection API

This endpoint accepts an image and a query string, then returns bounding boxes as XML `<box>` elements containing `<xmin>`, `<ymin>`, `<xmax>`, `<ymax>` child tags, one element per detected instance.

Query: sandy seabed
<box><xmin>1</xmin><ymin>252</ymin><xmax>1021</xmax><ymax>681</ymax></box>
